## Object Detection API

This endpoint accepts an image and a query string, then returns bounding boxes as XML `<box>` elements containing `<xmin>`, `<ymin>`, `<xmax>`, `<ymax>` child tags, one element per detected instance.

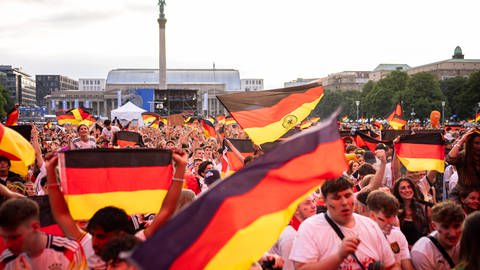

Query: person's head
<box><xmin>203</xmin><ymin>145</ymin><xmax>213</xmax><ymax>158</ymax></box>
<box><xmin>459</xmin><ymin>211</ymin><xmax>480</xmax><ymax>270</ymax></box>
<box><xmin>345</xmin><ymin>144</ymin><xmax>357</xmax><ymax>154</ymax></box>
<box><xmin>101</xmin><ymin>234</ymin><xmax>140</xmax><ymax>270</ymax></box>
<box><xmin>363</xmin><ymin>151</ymin><xmax>377</xmax><ymax>165</ymax></box>
<box><xmin>465</xmin><ymin>131</ymin><xmax>480</xmax><ymax>157</ymax></box>
<box><xmin>204</xmin><ymin>169</ymin><xmax>221</xmax><ymax>187</ymax></box>
<box><xmin>357</xmin><ymin>163</ymin><xmax>376</xmax><ymax>179</ymax></box>
<box><xmin>86</xmin><ymin>206</ymin><xmax>133</xmax><ymax>256</ymax></box>
<box><xmin>348</xmin><ymin>160</ymin><xmax>360</xmax><ymax>175</ymax></box>
<box><xmin>431</xmin><ymin>201</ymin><xmax>465</xmax><ymax>249</ymax></box>
<box><xmin>165</xmin><ymin>140</ymin><xmax>175</xmax><ymax>150</ymax></box>
<box><xmin>367</xmin><ymin>190</ymin><xmax>399</xmax><ymax>235</ymax></box>
<box><xmin>393</xmin><ymin>178</ymin><xmax>419</xmax><ymax>203</ymax></box>
<box><xmin>0</xmin><ymin>156</ymin><xmax>11</xmax><ymax>174</ymax></box>
<box><xmin>77</xmin><ymin>124</ymin><xmax>89</xmax><ymax>137</ymax></box>
<box><xmin>104</xmin><ymin>119</ymin><xmax>112</xmax><ymax>128</ymax></box>
<box><xmin>197</xmin><ymin>161</ymin><xmax>213</xmax><ymax>178</ymax></box>
<box><xmin>459</xmin><ymin>188</ymin><xmax>480</xmax><ymax>215</ymax></box>
<box><xmin>321</xmin><ymin>176</ymin><xmax>354</xmax><ymax>225</ymax></box>
<box><xmin>193</xmin><ymin>147</ymin><xmax>205</xmax><ymax>159</ymax></box>
<box><xmin>0</xmin><ymin>198</ymin><xmax>41</xmax><ymax>255</ymax></box>
<box><xmin>244</xmin><ymin>155</ymin><xmax>256</xmax><ymax>166</ymax></box>
<box><xmin>294</xmin><ymin>196</ymin><xmax>316</xmax><ymax>221</ymax></box>
<box><xmin>192</xmin><ymin>158</ymin><xmax>203</xmax><ymax>173</ymax></box>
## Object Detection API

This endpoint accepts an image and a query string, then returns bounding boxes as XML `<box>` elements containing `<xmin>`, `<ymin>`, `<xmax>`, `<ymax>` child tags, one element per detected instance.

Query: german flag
<box><xmin>394</xmin><ymin>133</ymin><xmax>445</xmax><ymax>173</ymax></box>
<box><xmin>70</xmin><ymin>107</ymin><xmax>91</xmax><ymax>121</ymax></box>
<box><xmin>5</xmin><ymin>105</ymin><xmax>19</xmax><ymax>126</ymax></box>
<box><xmin>216</xmin><ymin>115</ymin><xmax>226</xmax><ymax>124</ymax></box>
<box><xmin>159</xmin><ymin>117</ymin><xmax>168</xmax><ymax>126</ymax></box>
<box><xmin>0</xmin><ymin>124</ymin><xmax>35</xmax><ymax>176</ymax></box>
<box><xmin>386</xmin><ymin>103</ymin><xmax>403</xmax><ymax>122</ymax></box>
<box><xmin>200</xmin><ymin>119</ymin><xmax>216</xmax><ymax>138</ymax></box>
<box><xmin>354</xmin><ymin>131</ymin><xmax>390</xmax><ymax>152</ymax></box>
<box><xmin>476</xmin><ymin>112</ymin><xmax>480</xmax><ymax>122</ymax></box>
<box><xmin>389</xmin><ymin>114</ymin><xmax>406</xmax><ymax>130</ymax></box>
<box><xmin>217</xmin><ymin>82</ymin><xmax>324</xmax><ymax>145</ymax></box>
<box><xmin>112</xmin><ymin>131</ymin><xmax>144</xmax><ymax>148</ymax></box>
<box><xmin>300</xmin><ymin>119</ymin><xmax>312</xmax><ymax>130</ymax></box>
<box><xmin>58</xmin><ymin>149</ymin><xmax>173</xmax><ymax>220</ymax></box>
<box><xmin>224</xmin><ymin>116</ymin><xmax>236</xmax><ymax>125</ymax></box>
<box><xmin>43</xmin><ymin>121</ymin><xmax>53</xmax><ymax>130</ymax></box>
<box><xmin>341</xmin><ymin>115</ymin><xmax>348</xmax><ymax>122</ymax></box>
<box><xmin>373</xmin><ymin>120</ymin><xmax>383</xmax><ymax>130</ymax></box>
<box><xmin>221</xmin><ymin>138</ymin><xmax>255</xmax><ymax>175</ymax></box>
<box><xmin>142</xmin><ymin>112</ymin><xmax>160</xmax><ymax>127</ymax></box>
<box><xmin>56</xmin><ymin>111</ymin><xmax>78</xmax><ymax>125</ymax></box>
<box><xmin>130</xmin><ymin>114</ymin><xmax>346</xmax><ymax>270</ymax></box>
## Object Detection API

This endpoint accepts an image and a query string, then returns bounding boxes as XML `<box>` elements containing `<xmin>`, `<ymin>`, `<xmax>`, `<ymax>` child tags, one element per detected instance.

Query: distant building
<box><xmin>45</xmin><ymin>90</ymin><xmax>117</xmax><ymax>116</ymax></box>
<box><xmin>105</xmin><ymin>68</ymin><xmax>242</xmax><ymax>117</ymax></box>
<box><xmin>241</xmin><ymin>79</ymin><xmax>264</xmax><ymax>91</ymax></box>
<box><xmin>79</xmin><ymin>79</ymin><xmax>105</xmax><ymax>91</ymax></box>
<box><xmin>407</xmin><ymin>46</ymin><xmax>480</xmax><ymax>80</ymax></box>
<box><xmin>323</xmin><ymin>71</ymin><xmax>370</xmax><ymax>91</ymax></box>
<box><xmin>0</xmin><ymin>65</ymin><xmax>36</xmax><ymax>105</ymax></box>
<box><xmin>36</xmin><ymin>75</ymin><xmax>78</xmax><ymax>106</ymax></box>
<box><xmin>369</xmin><ymin>64</ymin><xmax>411</xmax><ymax>81</ymax></box>
<box><xmin>284</xmin><ymin>78</ymin><xmax>319</xmax><ymax>88</ymax></box>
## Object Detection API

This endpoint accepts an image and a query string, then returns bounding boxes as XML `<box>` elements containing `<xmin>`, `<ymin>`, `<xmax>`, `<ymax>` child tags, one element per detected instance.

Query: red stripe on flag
<box><xmin>395</xmin><ymin>143</ymin><xmax>444</xmax><ymax>159</ymax></box>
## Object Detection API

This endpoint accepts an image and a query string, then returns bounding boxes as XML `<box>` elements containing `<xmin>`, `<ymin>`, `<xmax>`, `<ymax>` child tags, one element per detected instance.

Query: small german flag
<box><xmin>142</xmin><ymin>112</ymin><xmax>160</xmax><ymax>127</ymax></box>
<box><xmin>130</xmin><ymin>113</ymin><xmax>346</xmax><ymax>269</ymax></box>
<box><xmin>394</xmin><ymin>133</ymin><xmax>445</xmax><ymax>173</ymax></box>
<box><xmin>112</xmin><ymin>131</ymin><xmax>144</xmax><ymax>148</ymax></box>
<box><xmin>200</xmin><ymin>119</ymin><xmax>216</xmax><ymax>138</ymax></box>
<box><xmin>58</xmin><ymin>149</ymin><xmax>173</xmax><ymax>220</ymax></box>
<box><xmin>386</xmin><ymin>103</ymin><xmax>403</xmax><ymax>122</ymax></box>
<box><xmin>56</xmin><ymin>111</ymin><xmax>78</xmax><ymax>125</ymax></box>
<box><xmin>389</xmin><ymin>114</ymin><xmax>406</xmax><ymax>130</ymax></box>
<box><xmin>354</xmin><ymin>131</ymin><xmax>389</xmax><ymax>152</ymax></box>
<box><xmin>216</xmin><ymin>115</ymin><xmax>226</xmax><ymax>124</ymax></box>
<box><xmin>5</xmin><ymin>105</ymin><xmax>19</xmax><ymax>126</ymax></box>
<box><xmin>217</xmin><ymin>82</ymin><xmax>324</xmax><ymax>145</ymax></box>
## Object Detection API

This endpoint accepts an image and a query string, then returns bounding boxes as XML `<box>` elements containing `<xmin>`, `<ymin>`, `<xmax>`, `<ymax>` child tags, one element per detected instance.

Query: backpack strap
<box><xmin>427</xmin><ymin>235</ymin><xmax>455</xmax><ymax>268</ymax></box>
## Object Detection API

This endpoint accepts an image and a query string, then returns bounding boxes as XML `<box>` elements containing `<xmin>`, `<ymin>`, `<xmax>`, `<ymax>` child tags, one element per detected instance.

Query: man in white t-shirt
<box><xmin>101</xmin><ymin>119</ymin><xmax>120</xmax><ymax>142</ymax></box>
<box><xmin>270</xmin><ymin>195</ymin><xmax>316</xmax><ymax>270</ymax></box>
<box><xmin>290</xmin><ymin>176</ymin><xmax>399</xmax><ymax>270</ymax></box>
<box><xmin>411</xmin><ymin>201</ymin><xmax>465</xmax><ymax>270</ymax></box>
<box><xmin>366</xmin><ymin>190</ymin><xmax>414</xmax><ymax>270</ymax></box>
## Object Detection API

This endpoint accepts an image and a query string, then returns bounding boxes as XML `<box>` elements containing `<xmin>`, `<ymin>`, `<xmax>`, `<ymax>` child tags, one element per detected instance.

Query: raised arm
<box><xmin>45</xmin><ymin>154</ymin><xmax>84</xmax><ymax>240</ymax></box>
<box><xmin>143</xmin><ymin>148</ymin><xmax>188</xmax><ymax>238</ymax></box>
<box><xmin>224</xmin><ymin>138</ymin><xmax>245</xmax><ymax>165</ymax></box>
<box><xmin>30</xmin><ymin>124</ymin><xmax>44</xmax><ymax>169</ymax></box>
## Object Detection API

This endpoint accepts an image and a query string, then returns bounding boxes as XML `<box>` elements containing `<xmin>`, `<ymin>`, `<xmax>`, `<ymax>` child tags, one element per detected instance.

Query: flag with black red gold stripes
<box><xmin>394</xmin><ymin>133</ymin><xmax>445</xmax><ymax>172</ymax></box>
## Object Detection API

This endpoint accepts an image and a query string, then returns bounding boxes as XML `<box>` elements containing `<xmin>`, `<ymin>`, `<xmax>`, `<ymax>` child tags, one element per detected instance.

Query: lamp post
<box><xmin>441</xmin><ymin>101</ymin><xmax>446</xmax><ymax>125</ymax></box>
<box><xmin>355</xmin><ymin>100</ymin><xmax>360</xmax><ymax>122</ymax></box>
<box><xmin>411</xmin><ymin>108</ymin><xmax>416</xmax><ymax>120</ymax></box>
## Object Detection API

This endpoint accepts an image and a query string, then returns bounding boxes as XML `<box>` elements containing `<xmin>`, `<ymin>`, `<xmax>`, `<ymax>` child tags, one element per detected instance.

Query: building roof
<box><xmin>409</xmin><ymin>58</ymin><xmax>480</xmax><ymax>70</ymax></box>
<box><xmin>372</xmin><ymin>64</ymin><xmax>411</xmax><ymax>72</ymax></box>
<box><xmin>106</xmin><ymin>69</ymin><xmax>241</xmax><ymax>90</ymax></box>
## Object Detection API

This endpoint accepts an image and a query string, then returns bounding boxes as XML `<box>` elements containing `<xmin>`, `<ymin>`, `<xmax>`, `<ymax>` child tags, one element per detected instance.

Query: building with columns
<box><xmin>45</xmin><ymin>90</ymin><xmax>118</xmax><ymax>116</ymax></box>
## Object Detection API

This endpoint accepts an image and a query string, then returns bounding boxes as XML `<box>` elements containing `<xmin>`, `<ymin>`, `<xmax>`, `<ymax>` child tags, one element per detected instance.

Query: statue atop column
<box><xmin>158</xmin><ymin>0</ymin><xmax>166</xmax><ymax>18</ymax></box>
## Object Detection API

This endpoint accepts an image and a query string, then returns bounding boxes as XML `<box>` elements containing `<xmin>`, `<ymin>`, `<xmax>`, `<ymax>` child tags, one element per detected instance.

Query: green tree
<box><xmin>401</xmin><ymin>72</ymin><xmax>445</xmax><ymax>120</ymax></box>
<box><xmin>440</xmin><ymin>76</ymin><xmax>468</xmax><ymax>119</ymax></box>
<box><xmin>361</xmin><ymin>71</ymin><xmax>408</xmax><ymax>117</ymax></box>
<box><xmin>456</xmin><ymin>70</ymin><xmax>480</xmax><ymax>119</ymax></box>
<box><xmin>0</xmin><ymin>81</ymin><xmax>9</xmax><ymax>118</ymax></box>
<box><xmin>314</xmin><ymin>89</ymin><xmax>361</xmax><ymax>119</ymax></box>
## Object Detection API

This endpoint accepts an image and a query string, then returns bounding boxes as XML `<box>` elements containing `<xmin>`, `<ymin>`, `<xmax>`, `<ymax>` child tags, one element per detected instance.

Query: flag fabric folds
<box><xmin>354</xmin><ymin>131</ymin><xmax>389</xmax><ymax>152</ymax></box>
<box><xmin>0</xmin><ymin>124</ymin><xmax>35</xmax><ymax>176</ymax></box>
<box><xmin>394</xmin><ymin>133</ymin><xmax>445</xmax><ymax>173</ymax></box>
<box><xmin>200</xmin><ymin>119</ymin><xmax>217</xmax><ymax>138</ymax></box>
<box><xmin>476</xmin><ymin>112</ymin><xmax>480</xmax><ymax>122</ymax></box>
<box><xmin>217</xmin><ymin>82</ymin><xmax>324</xmax><ymax>145</ymax></box>
<box><xmin>389</xmin><ymin>114</ymin><xmax>406</xmax><ymax>130</ymax></box>
<box><xmin>385</xmin><ymin>103</ymin><xmax>403</xmax><ymax>122</ymax></box>
<box><xmin>56</xmin><ymin>111</ymin><xmax>78</xmax><ymax>125</ymax></box>
<box><xmin>142</xmin><ymin>112</ymin><xmax>160</xmax><ymax>127</ymax></box>
<box><xmin>58</xmin><ymin>149</ymin><xmax>173</xmax><ymax>220</ymax></box>
<box><xmin>221</xmin><ymin>138</ymin><xmax>255</xmax><ymax>175</ymax></box>
<box><xmin>5</xmin><ymin>106</ymin><xmax>19</xmax><ymax>126</ymax></box>
<box><xmin>130</xmin><ymin>114</ymin><xmax>346</xmax><ymax>270</ymax></box>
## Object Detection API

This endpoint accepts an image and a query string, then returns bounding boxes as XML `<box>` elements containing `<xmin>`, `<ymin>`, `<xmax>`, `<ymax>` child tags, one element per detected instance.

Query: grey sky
<box><xmin>0</xmin><ymin>0</ymin><xmax>478</xmax><ymax>89</ymax></box>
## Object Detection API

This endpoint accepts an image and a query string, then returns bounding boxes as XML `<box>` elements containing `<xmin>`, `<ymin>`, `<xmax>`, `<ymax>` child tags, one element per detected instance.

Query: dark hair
<box><xmin>104</xmin><ymin>119</ymin><xmax>112</xmax><ymax>126</ymax></box>
<box><xmin>197</xmin><ymin>161</ymin><xmax>213</xmax><ymax>177</ymax></box>
<box><xmin>0</xmin><ymin>156</ymin><xmax>11</xmax><ymax>167</ymax></box>
<box><xmin>393</xmin><ymin>178</ymin><xmax>429</xmax><ymax>235</ymax></box>
<box><xmin>366</xmin><ymin>190</ymin><xmax>400</xmax><ymax>217</ymax></box>
<box><xmin>101</xmin><ymin>234</ymin><xmax>140</xmax><ymax>265</ymax></box>
<box><xmin>0</xmin><ymin>198</ymin><xmax>39</xmax><ymax>228</ymax></box>
<box><xmin>77</xmin><ymin>124</ymin><xmax>88</xmax><ymax>133</ymax></box>
<box><xmin>459</xmin><ymin>211</ymin><xmax>480</xmax><ymax>270</ymax></box>
<box><xmin>345</xmin><ymin>144</ymin><xmax>358</xmax><ymax>154</ymax></box>
<box><xmin>463</xmin><ymin>132</ymin><xmax>480</xmax><ymax>187</ymax></box>
<box><xmin>431</xmin><ymin>201</ymin><xmax>465</xmax><ymax>224</ymax></box>
<box><xmin>87</xmin><ymin>206</ymin><xmax>133</xmax><ymax>234</ymax></box>
<box><xmin>321</xmin><ymin>175</ymin><xmax>354</xmax><ymax>198</ymax></box>
<box><xmin>357</xmin><ymin>163</ymin><xmax>376</xmax><ymax>177</ymax></box>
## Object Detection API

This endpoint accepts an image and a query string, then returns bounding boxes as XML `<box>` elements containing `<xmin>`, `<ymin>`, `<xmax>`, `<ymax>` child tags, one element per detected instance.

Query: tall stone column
<box><xmin>158</xmin><ymin>16</ymin><xmax>167</xmax><ymax>90</ymax></box>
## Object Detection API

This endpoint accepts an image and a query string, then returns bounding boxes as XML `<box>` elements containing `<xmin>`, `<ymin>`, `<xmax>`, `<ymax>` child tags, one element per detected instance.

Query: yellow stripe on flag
<box><xmin>397</xmin><ymin>156</ymin><xmax>444</xmax><ymax>173</ymax></box>
<box><xmin>243</xmin><ymin>95</ymin><xmax>323</xmax><ymax>145</ymax></box>
<box><xmin>65</xmin><ymin>190</ymin><xmax>167</xmax><ymax>220</ymax></box>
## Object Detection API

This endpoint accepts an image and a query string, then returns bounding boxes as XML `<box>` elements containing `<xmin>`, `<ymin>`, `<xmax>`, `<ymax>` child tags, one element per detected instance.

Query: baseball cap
<box><xmin>204</xmin><ymin>169</ymin><xmax>221</xmax><ymax>186</ymax></box>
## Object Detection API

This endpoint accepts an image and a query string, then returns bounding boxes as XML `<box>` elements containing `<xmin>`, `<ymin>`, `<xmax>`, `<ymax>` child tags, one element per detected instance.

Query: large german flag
<box><xmin>58</xmin><ymin>149</ymin><xmax>173</xmax><ymax>220</ymax></box>
<box><xmin>0</xmin><ymin>124</ymin><xmax>35</xmax><ymax>176</ymax></box>
<box><xmin>130</xmin><ymin>114</ymin><xmax>346</xmax><ymax>270</ymax></box>
<box><xmin>56</xmin><ymin>111</ymin><xmax>78</xmax><ymax>125</ymax></box>
<box><xmin>217</xmin><ymin>83</ymin><xmax>324</xmax><ymax>145</ymax></box>
<box><xmin>394</xmin><ymin>133</ymin><xmax>445</xmax><ymax>173</ymax></box>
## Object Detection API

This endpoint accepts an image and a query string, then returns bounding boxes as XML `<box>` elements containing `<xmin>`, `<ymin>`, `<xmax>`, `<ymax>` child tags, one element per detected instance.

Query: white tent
<box><xmin>110</xmin><ymin>101</ymin><xmax>146</xmax><ymax>126</ymax></box>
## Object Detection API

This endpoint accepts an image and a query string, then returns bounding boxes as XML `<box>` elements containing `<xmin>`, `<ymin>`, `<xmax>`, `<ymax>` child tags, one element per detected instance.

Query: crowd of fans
<box><xmin>0</xmin><ymin>118</ymin><xmax>479</xmax><ymax>270</ymax></box>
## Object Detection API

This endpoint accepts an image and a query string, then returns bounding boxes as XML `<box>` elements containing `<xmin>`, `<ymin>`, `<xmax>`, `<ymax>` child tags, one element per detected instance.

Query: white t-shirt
<box><xmin>101</xmin><ymin>126</ymin><xmax>120</xmax><ymax>141</ymax></box>
<box><xmin>411</xmin><ymin>231</ymin><xmax>459</xmax><ymax>270</ymax></box>
<box><xmin>386</xmin><ymin>227</ymin><xmax>410</xmax><ymax>264</ymax></box>
<box><xmin>79</xmin><ymin>233</ymin><xmax>106</xmax><ymax>270</ymax></box>
<box><xmin>269</xmin><ymin>225</ymin><xmax>297</xmax><ymax>270</ymax></box>
<box><xmin>290</xmin><ymin>213</ymin><xmax>395</xmax><ymax>270</ymax></box>
<box><xmin>34</xmin><ymin>162</ymin><xmax>47</xmax><ymax>195</ymax></box>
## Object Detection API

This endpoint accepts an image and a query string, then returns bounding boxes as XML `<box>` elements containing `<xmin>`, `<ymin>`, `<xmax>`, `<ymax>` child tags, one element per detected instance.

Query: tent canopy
<box><xmin>110</xmin><ymin>101</ymin><xmax>147</xmax><ymax>125</ymax></box>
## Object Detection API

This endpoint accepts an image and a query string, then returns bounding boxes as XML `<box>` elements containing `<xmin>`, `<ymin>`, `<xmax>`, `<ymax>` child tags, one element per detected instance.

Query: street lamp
<box><xmin>355</xmin><ymin>100</ymin><xmax>360</xmax><ymax>121</ymax></box>
<box><xmin>411</xmin><ymin>108</ymin><xmax>416</xmax><ymax>120</ymax></box>
<box><xmin>441</xmin><ymin>101</ymin><xmax>446</xmax><ymax>125</ymax></box>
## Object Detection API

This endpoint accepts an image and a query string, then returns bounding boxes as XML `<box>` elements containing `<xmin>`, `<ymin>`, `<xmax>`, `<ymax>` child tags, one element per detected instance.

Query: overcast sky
<box><xmin>1</xmin><ymin>0</ymin><xmax>478</xmax><ymax>89</ymax></box>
